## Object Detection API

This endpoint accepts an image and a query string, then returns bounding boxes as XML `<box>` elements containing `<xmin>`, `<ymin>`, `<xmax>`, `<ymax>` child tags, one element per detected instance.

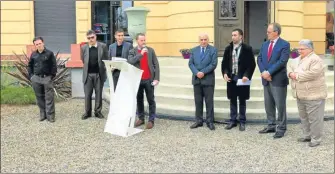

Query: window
<box><xmin>219</xmin><ymin>0</ymin><xmax>237</xmax><ymax>19</ymax></box>
<box><xmin>91</xmin><ymin>1</ymin><xmax>133</xmax><ymax>45</ymax></box>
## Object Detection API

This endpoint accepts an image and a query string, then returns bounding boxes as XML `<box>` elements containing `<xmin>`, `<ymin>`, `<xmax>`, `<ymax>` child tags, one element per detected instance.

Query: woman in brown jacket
<box><xmin>287</xmin><ymin>39</ymin><xmax>327</xmax><ymax>147</ymax></box>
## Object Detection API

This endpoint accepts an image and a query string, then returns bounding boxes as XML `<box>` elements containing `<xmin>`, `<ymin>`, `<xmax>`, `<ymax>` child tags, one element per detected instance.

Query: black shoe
<box><xmin>95</xmin><ymin>112</ymin><xmax>104</xmax><ymax>119</ymax></box>
<box><xmin>48</xmin><ymin>118</ymin><xmax>55</xmax><ymax>123</ymax></box>
<box><xmin>225</xmin><ymin>123</ymin><xmax>237</xmax><ymax>130</ymax></box>
<box><xmin>259</xmin><ymin>127</ymin><xmax>276</xmax><ymax>134</ymax></box>
<box><xmin>190</xmin><ymin>122</ymin><xmax>203</xmax><ymax>129</ymax></box>
<box><xmin>273</xmin><ymin>132</ymin><xmax>284</xmax><ymax>139</ymax></box>
<box><xmin>239</xmin><ymin>124</ymin><xmax>245</xmax><ymax>131</ymax></box>
<box><xmin>297</xmin><ymin>138</ymin><xmax>312</xmax><ymax>142</ymax></box>
<box><xmin>39</xmin><ymin>117</ymin><xmax>47</xmax><ymax>122</ymax></box>
<box><xmin>82</xmin><ymin>113</ymin><xmax>92</xmax><ymax>120</ymax></box>
<box><xmin>207</xmin><ymin>123</ymin><xmax>215</xmax><ymax>130</ymax></box>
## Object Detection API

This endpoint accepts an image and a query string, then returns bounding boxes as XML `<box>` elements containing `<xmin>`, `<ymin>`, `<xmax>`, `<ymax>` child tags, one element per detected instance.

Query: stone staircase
<box><xmin>104</xmin><ymin>57</ymin><xmax>334</xmax><ymax>122</ymax></box>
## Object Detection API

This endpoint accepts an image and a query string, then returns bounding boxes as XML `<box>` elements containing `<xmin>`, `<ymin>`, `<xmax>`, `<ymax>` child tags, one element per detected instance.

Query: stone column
<box><xmin>124</xmin><ymin>7</ymin><xmax>150</xmax><ymax>47</ymax></box>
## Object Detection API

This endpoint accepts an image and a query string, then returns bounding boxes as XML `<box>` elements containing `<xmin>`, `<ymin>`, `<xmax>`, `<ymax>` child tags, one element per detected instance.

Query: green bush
<box><xmin>1</xmin><ymin>86</ymin><xmax>36</xmax><ymax>105</ymax></box>
<box><xmin>4</xmin><ymin>51</ymin><xmax>71</xmax><ymax>100</ymax></box>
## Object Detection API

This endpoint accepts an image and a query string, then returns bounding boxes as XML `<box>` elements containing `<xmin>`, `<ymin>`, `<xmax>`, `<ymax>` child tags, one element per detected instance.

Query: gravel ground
<box><xmin>1</xmin><ymin>99</ymin><xmax>334</xmax><ymax>173</ymax></box>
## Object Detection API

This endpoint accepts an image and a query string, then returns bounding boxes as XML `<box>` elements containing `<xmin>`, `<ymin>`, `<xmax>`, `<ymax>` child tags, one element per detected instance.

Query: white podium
<box><xmin>103</xmin><ymin>59</ymin><xmax>143</xmax><ymax>137</ymax></box>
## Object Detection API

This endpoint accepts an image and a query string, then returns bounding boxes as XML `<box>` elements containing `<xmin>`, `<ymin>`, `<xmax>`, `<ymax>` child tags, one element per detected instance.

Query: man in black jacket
<box><xmin>221</xmin><ymin>29</ymin><xmax>256</xmax><ymax>131</ymax></box>
<box><xmin>28</xmin><ymin>36</ymin><xmax>57</xmax><ymax>122</ymax></box>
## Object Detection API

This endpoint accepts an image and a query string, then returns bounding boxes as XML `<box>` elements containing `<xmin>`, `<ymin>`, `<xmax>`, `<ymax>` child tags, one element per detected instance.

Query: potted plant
<box><xmin>179</xmin><ymin>49</ymin><xmax>192</xmax><ymax>59</ymax></box>
<box><xmin>290</xmin><ymin>48</ymin><xmax>299</xmax><ymax>59</ymax></box>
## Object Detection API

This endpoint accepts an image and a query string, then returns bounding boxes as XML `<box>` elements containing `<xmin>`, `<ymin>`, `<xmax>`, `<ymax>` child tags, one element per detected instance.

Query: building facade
<box><xmin>1</xmin><ymin>1</ymin><xmax>331</xmax><ymax>58</ymax></box>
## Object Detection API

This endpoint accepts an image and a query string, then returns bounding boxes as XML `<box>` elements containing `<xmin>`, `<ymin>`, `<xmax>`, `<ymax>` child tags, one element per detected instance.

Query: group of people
<box><xmin>188</xmin><ymin>22</ymin><xmax>328</xmax><ymax>147</ymax></box>
<box><xmin>28</xmin><ymin>22</ymin><xmax>328</xmax><ymax>147</ymax></box>
<box><xmin>28</xmin><ymin>29</ymin><xmax>160</xmax><ymax>130</ymax></box>
<box><xmin>80</xmin><ymin>29</ymin><xmax>160</xmax><ymax>130</ymax></box>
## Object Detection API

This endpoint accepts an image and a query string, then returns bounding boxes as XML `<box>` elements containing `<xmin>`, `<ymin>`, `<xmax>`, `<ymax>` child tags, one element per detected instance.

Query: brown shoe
<box><xmin>146</xmin><ymin>121</ymin><xmax>154</xmax><ymax>129</ymax></box>
<box><xmin>135</xmin><ymin>119</ymin><xmax>145</xmax><ymax>127</ymax></box>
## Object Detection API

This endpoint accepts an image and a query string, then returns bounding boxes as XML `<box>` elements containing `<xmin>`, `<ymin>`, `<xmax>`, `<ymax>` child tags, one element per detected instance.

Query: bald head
<box><xmin>199</xmin><ymin>33</ymin><xmax>209</xmax><ymax>47</ymax></box>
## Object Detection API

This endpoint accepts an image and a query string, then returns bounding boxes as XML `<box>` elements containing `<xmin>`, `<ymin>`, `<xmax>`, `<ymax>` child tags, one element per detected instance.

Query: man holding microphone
<box><xmin>128</xmin><ymin>33</ymin><xmax>160</xmax><ymax>129</ymax></box>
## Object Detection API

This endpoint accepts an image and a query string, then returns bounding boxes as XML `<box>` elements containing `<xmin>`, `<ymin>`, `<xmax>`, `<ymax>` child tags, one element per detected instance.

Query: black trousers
<box><xmin>193</xmin><ymin>84</ymin><xmax>214</xmax><ymax>123</ymax></box>
<box><xmin>31</xmin><ymin>75</ymin><xmax>55</xmax><ymax>120</ymax></box>
<box><xmin>229</xmin><ymin>75</ymin><xmax>246</xmax><ymax>124</ymax></box>
<box><xmin>137</xmin><ymin>79</ymin><xmax>156</xmax><ymax>122</ymax></box>
<box><xmin>84</xmin><ymin>73</ymin><xmax>103</xmax><ymax>115</ymax></box>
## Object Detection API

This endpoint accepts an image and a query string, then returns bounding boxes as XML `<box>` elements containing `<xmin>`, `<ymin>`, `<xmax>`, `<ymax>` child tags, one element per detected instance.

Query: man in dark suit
<box><xmin>257</xmin><ymin>23</ymin><xmax>290</xmax><ymax>138</ymax></box>
<box><xmin>221</xmin><ymin>29</ymin><xmax>256</xmax><ymax>131</ymax></box>
<box><xmin>128</xmin><ymin>33</ymin><xmax>160</xmax><ymax>129</ymax></box>
<box><xmin>80</xmin><ymin>30</ymin><xmax>109</xmax><ymax>120</ymax></box>
<box><xmin>189</xmin><ymin>33</ymin><xmax>218</xmax><ymax>130</ymax></box>
<box><xmin>108</xmin><ymin>29</ymin><xmax>133</xmax><ymax>90</ymax></box>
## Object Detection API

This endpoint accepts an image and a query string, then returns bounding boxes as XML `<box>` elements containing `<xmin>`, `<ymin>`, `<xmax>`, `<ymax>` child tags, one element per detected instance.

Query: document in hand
<box><xmin>236</xmin><ymin>79</ymin><xmax>251</xmax><ymax>86</ymax></box>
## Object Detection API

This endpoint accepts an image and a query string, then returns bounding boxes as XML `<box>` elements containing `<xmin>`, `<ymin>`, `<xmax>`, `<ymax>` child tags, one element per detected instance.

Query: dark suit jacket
<box><xmin>80</xmin><ymin>42</ymin><xmax>109</xmax><ymax>84</ymax></box>
<box><xmin>108</xmin><ymin>41</ymin><xmax>133</xmax><ymax>59</ymax></box>
<box><xmin>221</xmin><ymin>42</ymin><xmax>256</xmax><ymax>100</ymax></box>
<box><xmin>127</xmin><ymin>46</ymin><xmax>160</xmax><ymax>81</ymax></box>
<box><xmin>108</xmin><ymin>41</ymin><xmax>133</xmax><ymax>76</ymax></box>
<box><xmin>188</xmin><ymin>45</ymin><xmax>218</xmax><ymax>86</ymax></box>
<box><xmin>257</xmin><ymin>37</ymin><xmax>290</xmax><ymax>86</ymax></box>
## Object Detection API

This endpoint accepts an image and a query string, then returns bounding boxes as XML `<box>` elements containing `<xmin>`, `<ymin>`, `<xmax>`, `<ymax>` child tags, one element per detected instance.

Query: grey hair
<box><xmin>269</xmin><ymin>22</ymin><xmax>281</xmax><ymax>35</ymax></box>
<box><xmin>199</xmin><ymin>33</ymin><xmax>209</xmax><ymax>39</ymax></box>
<box><xmin>299</xmin><ymin>39</ymin><xmax>314</xmax><ymax>50</ymax></box>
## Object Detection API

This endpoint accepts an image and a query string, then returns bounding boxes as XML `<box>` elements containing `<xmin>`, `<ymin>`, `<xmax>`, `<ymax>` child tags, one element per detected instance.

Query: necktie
<box><xmin>201</xmin><ymin>47</ymin><xmax>205</xmax><ymax>58</ymax></box>
<box><xmin>267</xmin><ymin>41</ymin><xmax>274</xmax><ymax>61</ymax></box>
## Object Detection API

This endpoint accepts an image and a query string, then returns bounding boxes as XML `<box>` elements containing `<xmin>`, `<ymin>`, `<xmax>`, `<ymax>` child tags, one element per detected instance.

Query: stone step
<box><xmin>159</xmin><ymin>65</ymin><xmax>333</xmax><ymax>77</ymax></box>
<box><xmin>153</xmin><ymin>93</ymin><xmax>334</xmax><ymax>109</ymax></box>
<box><xmin>159</xmin><ymin>72</ymin><xmax>334</xmax><ymax>86</ymax></box>
<box><xmin>156</xmin><ymin>83</ymin><xmax>335</xmax><ymax>98</ymax></box>
<box><xmin>144</xmin><ymin>103</ymin><xmax>334</xmax><ymax>121</ymax></box>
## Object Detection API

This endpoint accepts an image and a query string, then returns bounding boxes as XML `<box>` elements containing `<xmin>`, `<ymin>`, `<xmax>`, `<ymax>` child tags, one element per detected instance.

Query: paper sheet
<box><xmin>236</xmin><ymin>79</ymin><xmax>251</xmax><ymax>86</ymax></box>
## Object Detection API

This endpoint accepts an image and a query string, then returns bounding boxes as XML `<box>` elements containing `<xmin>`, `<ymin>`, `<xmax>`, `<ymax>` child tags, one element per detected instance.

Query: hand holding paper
<box><xmin>236</xmin><ymin>79</ymin><xmax>251</xmax><ymax>86</ymax></box>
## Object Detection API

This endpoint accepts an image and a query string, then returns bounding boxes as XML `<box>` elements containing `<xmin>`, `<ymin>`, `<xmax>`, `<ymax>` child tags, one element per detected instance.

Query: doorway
<box><xmin>91</xmin><ymin>1</ymin><xmax>133</xmax><ymax>46</ymax></box>
<box><xmin>244</xmin><ymin>1</ymin><xmax>269</xmax><ymax>54</ymax></box>
<box><xmin>214</xmin><ymin>0</ymin><xmax>270</xmax><ymax>55</ymax></box>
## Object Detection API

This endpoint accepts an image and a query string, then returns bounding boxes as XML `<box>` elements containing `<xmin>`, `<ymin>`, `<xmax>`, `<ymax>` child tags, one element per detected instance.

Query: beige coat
<box><xmin>287</xmin><ymin>52</ymin><xmax>327</xmax><ymax>100</ymax></box>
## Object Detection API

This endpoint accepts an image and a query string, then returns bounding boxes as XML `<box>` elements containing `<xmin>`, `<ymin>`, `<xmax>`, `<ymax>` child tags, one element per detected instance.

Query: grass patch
<box><xmin>1</xmin><ymin>86</ymin><xmax>36</xmax><ymax>105</ymax></box>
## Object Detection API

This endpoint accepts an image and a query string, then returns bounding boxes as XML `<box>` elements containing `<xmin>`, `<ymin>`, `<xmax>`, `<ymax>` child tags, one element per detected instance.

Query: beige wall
<box><xmin>303</xmin><ymin>1</ymin><xmax>326</xmax><ymax>54</ymax></box>
<box><xmin>272</xmin><ymin>1</ymin><xmax>326</xmax><ymax>54</ymax></box>
<box><xmin>0</xmin><ymin>1</ymin><xmax>327</xmax><ymax>57</ymax></box>
<box><xmin>75</xmin><ymin>2</ymin><xmax>91</xmax><ymax>44</ymax></box>
<box><xmin>135</xmin><ymin>1</ymin><xmax>214</xmax><ymax>56</ymax></box>
<box><xmin>1</xmin><ymin>1</ymin><xmax>35</xmax><ymax>55</ymax></box>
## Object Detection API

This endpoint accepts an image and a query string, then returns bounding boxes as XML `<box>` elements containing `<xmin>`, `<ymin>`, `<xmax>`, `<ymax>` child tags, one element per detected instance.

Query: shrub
<box><xmin>4</xmin><ymin>51</ymin><xmax>71</xmax><ymax>100</ymax></box>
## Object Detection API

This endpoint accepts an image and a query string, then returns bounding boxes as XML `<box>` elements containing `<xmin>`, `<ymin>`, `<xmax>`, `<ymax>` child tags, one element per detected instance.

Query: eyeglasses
<box><xmin>297</xmin><ymin>48</ymin><xmax>308</xmax><ymax>51</ymax></box>
<box><xmin>87</xmin><ymin>36</ymin><xmax>95</xmax><ymax>40</ymax></box>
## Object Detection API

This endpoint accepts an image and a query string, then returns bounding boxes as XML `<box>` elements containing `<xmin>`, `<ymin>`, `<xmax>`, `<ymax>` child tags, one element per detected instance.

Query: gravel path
<box><xmin>1</xmin><ymin>99</ymin><xmax>334</xmax><ymax>173</ymax></box>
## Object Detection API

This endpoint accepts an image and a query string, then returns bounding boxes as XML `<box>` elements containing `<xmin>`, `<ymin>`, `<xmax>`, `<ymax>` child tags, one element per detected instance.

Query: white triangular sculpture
<box><xmin>103</xmin><ymin>59</ymin><xmax>143</xmax><ymax>137</ymax></box>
